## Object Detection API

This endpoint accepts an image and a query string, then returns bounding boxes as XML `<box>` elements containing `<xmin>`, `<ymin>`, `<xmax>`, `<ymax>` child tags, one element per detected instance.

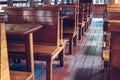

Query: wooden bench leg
<box><xmin>73</xmin><ymin>35</ymin><xmax>78</xmax><ymax>46</ymax></box>
<box><xmin>78</xmin><ymin>26</ymin><xmax>82</xmax><ymax>40</ymax></box>
<box><xmin>69</xmin><ymin>38</ymin><xmax>73</xmax><ymax>54</ymax></box>
<box><xmin>85</xmin><ymin>22</ymin><xmax>87</xmax><ymax>32</ymax></box>
<box><xmin>58</xmin><ymin>50</ymin><xmax>64</xmax><ymax>67</ymax></box>
<box><xmin>104</xmin><ymin>61</ymin><xmax>109</xmax><ymax>80</ymax></box>
<box><xmin>46</xmin><ymin>60</ymin><xmax>52</xmax><ymax>80</ymax></box>
<box><xmin>82</xmin><ymin>27</ymin><xmax>84</xmax><ymax>36</ymax></box>
<box><xmin>86</xmin><ymin>22</ymin><xmax>89</xmax><ymax>31</ymax></box>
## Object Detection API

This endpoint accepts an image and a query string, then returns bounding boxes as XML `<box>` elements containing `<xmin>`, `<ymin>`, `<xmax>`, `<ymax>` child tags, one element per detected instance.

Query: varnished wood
<box><xmin>0</xmin><ymin>23</ymin><xmax>34</xmax><ymax>80</ymax></box>
<box><xmin>62</xmin><ymin>5</ymin><xmax>78</xmax><ymax>54</ymax></box>
<box><xmin>3</xmin><ymin>7</ymin><xmax>62</xmax><ymax>46</ymax></box>
<box><xmin>0</xmin><ymin>23</ymin><xmax>10</xmax><ymax>80</ymax></box>
<box><xmin>106</xmin><ymin>4</ymin><xmax>120</xmax><ymax>8</ymax></box>
<box><xmin>6</xmin><ymin>23</ymin><xmax>42</xmax><ymax>80</ymax></box>
<box><xmin>5</xmin><ymin>24</ymin><xmax>42</xmax><ymax>35</ymax></box>
<box><xmin>92</xmin><ymin>4</ymin><xmax>105</xmax><ymax>18</ymax></box>
<box><xmin>102</xmin><ymin>50</ymin><xmax>109</xmax><ymax>61</ymax></box>
<box><xmin>108</xmin><ymin>32</ymin><xmax>120</xmax><ymax>80</ymax></box>
<box><xmin>39</xmin><ymin>4</ymin><xmax>78</xmax><ymax>54</ymax></box>
<box><xmin>3</xmin><ymin>7</ymin><xmax>67</xmax><ymax>80</ymax></box>
<box><xmin>103</xmin><ymin>18</ymin><xmax>120</xmax><ymax>80</ymax></box>
<box><xmin>10</xmin><ymin>71</ymin><xmax>33</xmax><ymax>80</ymax></box>
<box><xmin>105</xmin><ymin>20</ymin><xmax>120</xmax><ymax>32</ymax></box>
<box><xmin>6</xmin><ymin>24</ymin><xmax>42</xmax><ymax>72</ymax></box>
<box><xmin>78</xmin><ymin>4</ymin><xmax>86</xmax><ymax>40</ymax></box>
<box><xmin>103</xmin><ymin>4</ymin><xmax>120</xmax><ymax>50</ymax></box>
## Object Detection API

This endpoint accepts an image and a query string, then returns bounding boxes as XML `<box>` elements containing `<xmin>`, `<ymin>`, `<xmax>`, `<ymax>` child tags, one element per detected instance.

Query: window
<box><xmin>115</xmin><ymin>0</ymin><xmax>120</xmax><ymax>4</ymax></box>
<box><xmin>0</xmin><ymin>0</ymin><xmax>7</xmax><ymax>12</ymax></box>
<box><xmin>93</xmin><ymin>0</ymin><xmax>105</xmax><ymax>4</ymax></box>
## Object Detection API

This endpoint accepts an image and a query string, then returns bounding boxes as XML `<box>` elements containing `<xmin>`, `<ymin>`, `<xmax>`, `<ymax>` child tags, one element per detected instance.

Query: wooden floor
<box><xmin>37</xmin><ymin>18</ymin><xmax>104</xmax><ymax>80</ymax></box>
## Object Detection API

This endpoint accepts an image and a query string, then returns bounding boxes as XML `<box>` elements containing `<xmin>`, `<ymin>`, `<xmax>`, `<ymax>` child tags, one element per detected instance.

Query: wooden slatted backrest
<box><xmin>41</xmin><ymin>4</ymin><xmax>78</xmax><ymax>33</ymax></box>
<box><xmin>3</xmin><ymin>7</ymin><xmax>61</xmax><ymax>46</ymax></box>
<box><xmin>59</xmin><ymin>4</ymin><xmax>77</xmax><ymax>31</ymax></box>
<box><xmin>110</xmin><ymin>32</ymin><xmax>120</xmax><ymax>69</ymax></box>
<box><xmin>78</xmin><ymin>4</ymin><xmax>85</xmax><ymax>22</ymax></box>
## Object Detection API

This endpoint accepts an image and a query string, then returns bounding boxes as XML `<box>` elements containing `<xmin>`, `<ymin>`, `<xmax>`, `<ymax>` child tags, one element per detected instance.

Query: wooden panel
<box><xmin>3</xmin><ymin>7</ymin><xmax>61</xmax><ymax>46</ymax></box>
<box><xmin>10</xmin><ymin>71</ymin><xmax>33</xmax><ymax>80</ymax></box>
<box><xmin>3</xmin><ymin>7</ymin><xmax>66</xmax><ymax>80</ymax></box>
<box><xmin>0</xmin><ymin>23</ymin><xmax>10</xmax><ymax>80</ymax></box>
<box><xmin>92</xmin><ymin>4</ymin><xmax>105</xmax><ymax>18</ymax></box>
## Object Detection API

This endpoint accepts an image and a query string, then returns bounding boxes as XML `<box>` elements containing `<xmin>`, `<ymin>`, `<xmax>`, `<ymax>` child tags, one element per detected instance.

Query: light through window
<box><xmin>93</xmin><ymin>0</ymin><xmax>105</xmax><ymax>4</ymax></box>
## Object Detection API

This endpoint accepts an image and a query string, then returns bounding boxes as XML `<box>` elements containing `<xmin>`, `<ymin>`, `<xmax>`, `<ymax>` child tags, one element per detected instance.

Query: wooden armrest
<box><xmin>60</xmin><ymin>39</ymin><xmax>67</xmax><ymax>47</ymax></box>
<box><xmin>78</xmin><ymin>22</ymin><xmax>85</xmax><ymax>27</ymax></box>
<box><xmin>106</xmin><ymin>4</ymin><xmax>120</xmax><ymax>8</ymax></box>
<box><xmin>107</xmin><ymin>8</ymin><xmax>120</xmax><ymax>12</ymax></box>
<box><xmin>103</xmin><ymin>41</ymin><xmax>106</xmax><ymax>49</ymax></box>
<box><xmin>102</xmin><ymin>50</ymin><xmax>109</xmax><ymax>62</ymax></box>
<box><xmin>104</xmin><ymin>32</ymin><xmax>106</xmax><ymax>36</ymax></box>
<box><xmin>105</xmin><ymin>20</ymin><xmax>120</xmax><ymax>23</ymax></box>
<box><xmin>10</xmin><ymin>71</ymin><xmax>33</xmax><ymax>80</ymax></box>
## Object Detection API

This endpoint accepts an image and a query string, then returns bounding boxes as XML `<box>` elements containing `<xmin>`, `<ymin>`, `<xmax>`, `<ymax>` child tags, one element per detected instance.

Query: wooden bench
<box><xmin>40</xmin><ymin>4</ymin><xmax>78</xmax><ymax>54</ymax></box>
<box><xmin>0</xmin><ymin>22</ymin><xmax>34</xmax><ymax>80</ymax></box>
<box><xmin>78</xmin><ymin>3</ymin><xmax>86</xmax><ymax>40</ymax></box>
<box><xmin>57</xmin><ymin>4</ymin><xmax>78</xmax><ymax>54</ymax></box>
<box><xmin>103</xmin><ymin>32</ymin><xmax>120</xmax><ymax>80</ymax></box>
<box><xmin>102</xmin><ymin>20</ymin><xmax>120</xmax><ymax>80</ymax></box>
<box><xmin>103</xmin><ymin>6</ymin><xmax>120</xmax><ymax>49</ymax></box>
<box><xmin>3</xmin><ymin>7</ymin><xmax>67</xmax><ymax>80</ymax></box>
<box><xmin>82</xmin><ymin>2</ymin><xmax>91</xmax><ymax>31</ymax></box>
<box><xmin>78</xmin><ymin>0</ymin><xmax>92</xmax><ymax>39</ymax></box>
<box><xmin>10</xmin><ymin>71</ymin><xmax>33</xmax><ymax>80</ymax></box>
<box><xmin>1</xmin><ymin>22</ymin><xmax>11</xmax><ymax>80</ymax></box>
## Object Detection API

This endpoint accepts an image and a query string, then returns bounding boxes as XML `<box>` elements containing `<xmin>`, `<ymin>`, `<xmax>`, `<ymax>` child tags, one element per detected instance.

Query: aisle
<box><xmin>63</xmin><ymin>18</ymin><xmax>104</xmax><ymax>80</ymax></box>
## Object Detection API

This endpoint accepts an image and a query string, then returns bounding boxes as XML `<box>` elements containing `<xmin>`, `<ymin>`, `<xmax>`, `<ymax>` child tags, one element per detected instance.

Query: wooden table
<box><xmin>5</xmin><ymin>23</ymin><xmax>43</xmax><ymax>72</ymax></box>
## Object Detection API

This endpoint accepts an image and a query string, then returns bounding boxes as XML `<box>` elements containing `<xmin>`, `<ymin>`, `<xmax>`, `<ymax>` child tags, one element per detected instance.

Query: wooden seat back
<box><xmin>62</xmin><ymin>6</ymin><xmax>77</xmax><ymax>31</ymax></box>
<box><xmin>107</xmin><ymin>31</ymin><xmax>120</xmax><ymax>80</ymax></box>
<box><xmin>54</xmin><ymin>4</ymin><xmax>78</xmax><ymax>32</ymax></box>
<box><xmin>40</xmin><ymin>4</ymin><xmax>78</xmax><ymax>33</ymax></box>
<box><xmin>78</xmin><ymin>4</ymin><xmax>85</xmax><ymax>23</ymax></box>
<box><xmin>3</xmin><ymin>7</ymin><xmax>61</xmax><ymax>46</ymax></box>
<box><xmin>104</xmin><ymin>7</ymin><xmax>120</xmax><ymax>20</ymax></box>
<box><xmin>110</xmin><ymin>32</ymin><xmax>120</xmax><ymax>69</ymax></box>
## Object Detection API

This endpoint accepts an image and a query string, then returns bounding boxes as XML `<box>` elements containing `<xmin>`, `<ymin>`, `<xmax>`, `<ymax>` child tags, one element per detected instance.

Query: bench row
<box><xmin>0</xmin><ymin>3</ymin><xmax>92</xmax><ymax>80</ymax></box>
<box><xmin>103</xmin><ymin>4</ymin><xmax>120</xmax><ymax>80</ymax></box>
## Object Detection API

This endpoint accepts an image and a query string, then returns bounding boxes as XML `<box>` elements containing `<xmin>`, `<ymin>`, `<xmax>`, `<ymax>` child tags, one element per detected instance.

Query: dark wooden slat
<box><xmin>77</xmin><ymin>26</ymin><xmax>100</xmax><ymax>80</ymax></box>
